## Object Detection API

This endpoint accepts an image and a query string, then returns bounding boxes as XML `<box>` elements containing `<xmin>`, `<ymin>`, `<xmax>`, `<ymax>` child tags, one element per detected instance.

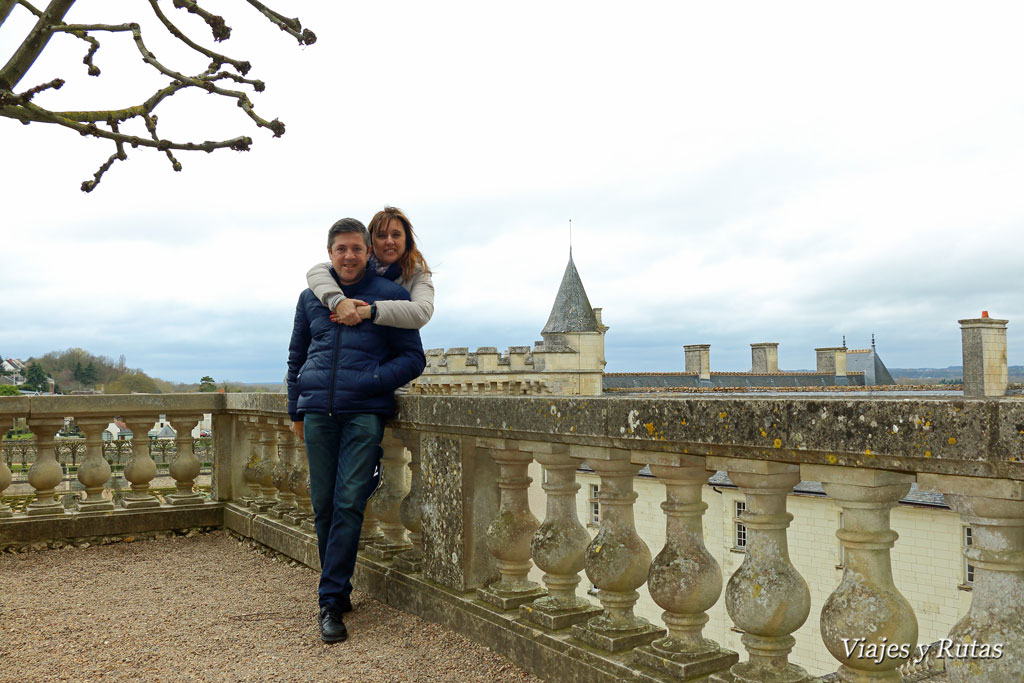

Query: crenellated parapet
<box><xmin>412</xmin><ymin>333</ymin><xmax>605</xmax><ymax>396</ymax></box>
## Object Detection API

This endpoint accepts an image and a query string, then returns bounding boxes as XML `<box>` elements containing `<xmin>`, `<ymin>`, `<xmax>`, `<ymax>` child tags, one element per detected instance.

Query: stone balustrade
<box><xmin>2</xmin><ymin>391</ymin><xmax>1023</xmax><ymax>682</ymax></box>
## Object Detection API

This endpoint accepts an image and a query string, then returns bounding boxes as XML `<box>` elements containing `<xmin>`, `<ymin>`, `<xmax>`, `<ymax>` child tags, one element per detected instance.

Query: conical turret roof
<box><xmin>542</xmin><ymin>252</ymin><xmax>599</xmax><ymax>334</ymax></box>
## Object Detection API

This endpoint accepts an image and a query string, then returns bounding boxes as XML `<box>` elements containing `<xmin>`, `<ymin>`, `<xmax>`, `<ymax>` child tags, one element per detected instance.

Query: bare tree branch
<box><xmin>243</xmin><ymin>0</ymin><xmax>316</xmax><ymax>45</ymax></box>
<box><xmin>0</xmin><ymin>1</ymin><xmax>18</xmax><ymax>24</ymax></box>
<box><xmin>15</xmin><ymin>1</ymin><xmax>44</xmax><ymax>18</ymax></box>
<box><xmin>0</xmin><ymin>0</ymin><xmax>312</xmax><ymax>191</ymax></box>
<box><xmin>144</xmin><ymin>113</ymin><xmax>182</xmax><ymax>172</ymax></box>
<box><xmin>147</xmin><ymin>0</ymin><xmax>251</xmax><ymax>74</ymax></box>
<box><xmin>171</xmin><ymin>0</ymin><xmax>229</xmax><ymax>42</ymax></box>
<box><xmin>0</xmin><ymin>0</ymin><xmax>75</xmax><ymax>90</ymax></box>
<box><xmin>81</xmin><ymin>120</ymin><xmax>128</xmax><ymax>192</ymax></box>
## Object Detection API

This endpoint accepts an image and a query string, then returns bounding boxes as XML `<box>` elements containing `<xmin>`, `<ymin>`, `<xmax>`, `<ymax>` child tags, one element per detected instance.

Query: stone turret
<box><xmin>537</xmin><ymin>252</ymin><xmax>606</xmax><ymax>395</ymax></box>
<box><xmin>542</xmin><ymin>252</ymin><xmax>600</xmax><ymax>336</ymax></box>
<box><xmin>411</xmin><ymin>251</ymin><xmax>606</xmax><ymax>396</ymax></box>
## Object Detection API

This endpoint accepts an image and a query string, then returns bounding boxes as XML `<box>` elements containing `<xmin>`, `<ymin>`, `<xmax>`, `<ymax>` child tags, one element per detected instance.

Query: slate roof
<box><xmin>542</xmin><ymin>252</ymin><xmax>599</xmax><ymax>334</ymax></box>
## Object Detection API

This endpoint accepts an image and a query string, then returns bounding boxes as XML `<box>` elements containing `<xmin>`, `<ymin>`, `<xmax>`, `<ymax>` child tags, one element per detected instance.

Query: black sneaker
<box><xmin>318</xmin><ymin>606</ymin><xmax>347</xmax><ymax>643</ymax></box>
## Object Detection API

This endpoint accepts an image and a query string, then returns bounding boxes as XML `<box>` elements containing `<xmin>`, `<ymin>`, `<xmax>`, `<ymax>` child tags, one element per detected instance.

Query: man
<box><xmin>287</xmin><ymin>218</ymin><xmax>426</xmax><ymax>643</ymax></box>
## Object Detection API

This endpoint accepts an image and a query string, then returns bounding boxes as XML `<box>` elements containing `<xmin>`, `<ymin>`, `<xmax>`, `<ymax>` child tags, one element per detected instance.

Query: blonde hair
<box><xmin>367</xmin><ymin>206</ymin><xmax>431</xmax><ymax>278</ymax></box>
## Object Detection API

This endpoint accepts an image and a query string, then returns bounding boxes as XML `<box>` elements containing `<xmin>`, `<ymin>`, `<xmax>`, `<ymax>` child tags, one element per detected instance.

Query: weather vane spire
<box><xmin>569</xmin><ymin>218</ymin><xmax>573</xmax><ymax>256</ymax></box>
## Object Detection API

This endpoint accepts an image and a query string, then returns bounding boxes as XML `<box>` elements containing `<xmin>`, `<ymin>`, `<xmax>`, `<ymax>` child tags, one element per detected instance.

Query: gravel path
<box><xmin>0</xmin><ymin>530</ymin><xmax>542</xmax><ymax>683</ymax></box>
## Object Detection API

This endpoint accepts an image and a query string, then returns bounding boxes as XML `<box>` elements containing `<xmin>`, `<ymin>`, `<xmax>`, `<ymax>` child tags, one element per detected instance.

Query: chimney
<box><xmin>684</xmin><ymin>344</ymin><xmax>711</xmax><ymax>380</ymax></box>
<box><xmin>960</xmin><ymin>314</ymin><xmax>1008</xmax><ymax>397</ymax></box>
<box><xmin>816</xmin><ymin>347</ymin><xmax>847</xmax><ymax>377</ymax></box>
<box><xmin>751</xmin><ymin>342</ymin><xmax>779</xmax><ymax>374</ymax></box>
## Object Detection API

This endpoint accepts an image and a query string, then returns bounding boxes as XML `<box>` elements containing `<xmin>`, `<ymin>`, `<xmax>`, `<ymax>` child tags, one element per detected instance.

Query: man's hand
<box><xmin>291</xmin><ymin>421</ymin><xmax>304</xmax><ymax>441</ymax></box>
<box><xmin>331</xmin><ymin>298</ymin><xmax>367</xmax><ymax>326</ymax></box>
<box><xmin>357</xmin><ymin>305</ymin><xmax>372</xmax><ymax>320</ymax></box>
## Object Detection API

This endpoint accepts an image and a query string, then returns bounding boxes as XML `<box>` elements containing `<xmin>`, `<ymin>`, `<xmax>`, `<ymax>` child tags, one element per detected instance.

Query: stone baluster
<box><xmin>0</xmin><ymin>424</ymin><xmax>11</xmax><ymax>517</ymax></box>
<box><xmin>520</xmin><ymin>441</ymin><xmax>601</xmax><ymax>629</ymax></box>
<box><xmin>24</xmin><ymin>419</ymin><xmax>65</xmax><ymax>516</ymax></box>
<box><xmin>705</xmin><ymin>459</ymin><xmax>813</xmax><ymax>683</ymax></box>
<box><xmin>121</xmin><ymin>417</ymin><xmax>160</xmax><ymax>508</ymax></box>
<box><xmin>285</xmin><ymin>430</ymin><xmax>312</xmax><ymax>526</ymax></box>
<box><xmin>475</xmin><ymin>438</ymin><xmax>546</xmax><ymax>610</ymax></box>
<box><xmin>165</xmin><ymin>414</ymin><xmax>204</xmax><ymax>505</ymax></box>
<box><xmin>251</xmin><ymin>419</ymin><xmax>280</xmax><ymax>512</ymax></box>
<box><xmin>75</xmin><ymin>418</ymin><xmax>114</xmax><ymax>511</ymax></box>
<box><xmin>804</xmin><ymin>465</ymin><xmax>917</xmax><ymax>681</ymax></box>
<box><xmin>393</xmin><ymin>429</ymin><xmax>424</xmax><ymax>572</ymax></box>
<box><xmin>918</xmin><ymin>474</ymin><xmax>1024</xmax><ymax>681</ymax></box>
<box><xmin>358</xmin><ymin>481</ymin><xmax>385</xmax><ymax>550</ymax></box>
<box><xmin>634</xmin><ymin>454</ymin><xmax>738</xmax><ymax>678</ymax></box>
<box><xmin>270</xmin><ymin>425</ymin><xmax>297</xmax><ymax>518</ymax></box>
<box><xmin>238</xmin><ymin>417</ymin><xmax>261</xmax><ymax>504</ymax></box>
<box><xmin>365</xmin><ymin>431</ymin><xmax>412</xmax><ymax>560</ymax></box>
<box><xmin>570</xmin><ymin>446</ymin><xmax>663</xmax><ymax>652</ymax></box>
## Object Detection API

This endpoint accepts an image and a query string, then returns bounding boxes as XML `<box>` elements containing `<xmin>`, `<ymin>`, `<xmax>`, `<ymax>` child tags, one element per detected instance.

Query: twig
<box><xmin>243</xmin><ymin>0</ymin><xmax>316</xmax><ymax>45</ymax></box>
<box><xmin>171</xmin><ymin>0</ymin><xmax>229</xmax><ymax>42</ymax></box>
<box><xmin>147</xmin><ymin>0</ymin><xmax>251</xmax><ymax>75</ymax></box>
<box><xmin>81</xmin><ymin>121</ymin><xmax>128</xmax><ymax>192</ymax></box>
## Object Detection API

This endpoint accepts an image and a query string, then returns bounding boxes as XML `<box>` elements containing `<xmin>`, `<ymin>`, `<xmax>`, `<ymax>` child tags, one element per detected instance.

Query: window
<box><xmin>589</xmin><ymin>484</ymin><xmax>600</xmax><ymax>525</ymax></box>
<box><xmin>963</xmin><ymin>526</ymin><xmax>975</xmax><ymax>587</ymax></box>
<box><xmin>734</xmin><ymin>500</ymin><xmax>747</xmax><ymax>550</ymax></box>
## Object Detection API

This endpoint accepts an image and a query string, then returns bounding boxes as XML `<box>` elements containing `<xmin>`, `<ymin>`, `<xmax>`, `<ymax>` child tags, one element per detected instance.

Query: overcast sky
<box><xmin>2</xmin><ymin>1</ymin><xmax>1022</xmax><ymax>383</ymax></box>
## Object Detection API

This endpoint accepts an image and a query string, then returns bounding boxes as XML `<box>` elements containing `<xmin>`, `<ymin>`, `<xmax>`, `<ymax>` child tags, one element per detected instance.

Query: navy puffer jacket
<box><xmin>286</xmin><ymin>268</ymin><xmax>425</xmax><ymax>420</ymax></box>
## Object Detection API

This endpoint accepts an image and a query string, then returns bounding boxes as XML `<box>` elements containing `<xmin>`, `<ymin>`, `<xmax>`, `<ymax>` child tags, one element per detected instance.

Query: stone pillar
<box><xmin>816</xmin><ymin>347</ymin><xmax>847</xmax><ymax>377</ymax></box>
<box><xmin>959</xmin><ymin>315</ymin><xmax>1008</xmax><ymax>397</ymax></box>
<box><xmin>121</xmin><ymin>417</ymin><xmax>160</xmax><ymax>509</ymax></box>
<box><xmin>804</xmin><ymin>465</ymin><xmax>917</xmax><ymax>681</ymax></box>
<box><xmin>165</xmin><ymin>414</ymin><xmax>204</xmax><ymax>505</ymax></box>
<box><xmin>633</xmin><ymin>454</ymin><xmax>738</xmax><ymax>678</ymax></box>
<box><xmin>685</xmin><ymin>344</ymin><xmax>711</xmax><ymax>380</ymax></box>
<box><xmin>251</xmin><ymin>419</ymin><xmax>279</xmax><ymax>512</ymax></box>
<box><xmin>0</xmin><ymin>437</ymin><xmax>11</xmax><ymax>517</ymax></box>
<box><xmin>74</xmin><ymin>418</ymin><xmax>114</xmax><ymax>511</ymax></box>
<box><xmin>918</xmin><ymin>474</ymin><xmax>1024</xmax><ymax>681</ymax></box>
<box><xmin>570</xmin><ymin>446</ymin><xmax>664</xmax><ymax>652</ymax></box>
<box><xmin>237</xmin><ymin>417</ymin><xmax>260</xmax><ymax>504</ymax></box>
<box><xmin>365</xmin><ymin>431</ymin><xmax>412</xmax><ymax>560</ymax></box>
<box><xmin>25</xmin><ymin>419</ymin><xmax>66</xmax><ymax>516</ymax></box>
<box><xmin>285</xmin><ymin>431</ymin><xmax>313</xmax><ymax>526</ymax></box>
<box><xmin>394</xmin><ymin>429</ymin><xmax>425</xmax><ymax>573</ymax></box>
<box><xmin>420</xmin><ymin>434</ymin><xmax>499</xmax><ymax>592</ymax></box>
<box><xmin>477</xmin><ymin>438</ymin><xmax>547</xmax><ymax>610</ymax></box>
<box><xmin>751</xmin><ymin>343</ymin><xmax>779</xmax><ymax>374</ymax></box>
<box><xmin>270</xmin><ymin>426</ymin><xmax>298</xmax><ymax>518</ymax></box>
<box><xmin>520</xmin><ymin>441</ymin><xmax>601</xmax><ymax>629</ymax></box>
<box><xmin>706</xmin><ymin>459</ymin><xmax>813</xmax><ymax>683</ymax></box>
<box><xmin>358</xmin><ymin>488</ymin><xmax>384</xmax><ymax>550</ymax></box>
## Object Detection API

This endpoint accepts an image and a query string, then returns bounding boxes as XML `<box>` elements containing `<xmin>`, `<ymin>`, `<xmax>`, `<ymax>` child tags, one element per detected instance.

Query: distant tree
<box><xmin>0</xmin><ymin>384</ymin><xmax>20</xmax><ymax>396</ymax></box>
<box><xmin>106</xmin><ymin>371</ymin><xmax>160</xmax><ymax>394</ymax></box>
<box><xmin>198</xmin><ymin>375</ymin><xmax>217</xmax><ymax>392</ymax></box>
<box><xmin>80</xmin><ymin>361</ymin><xmax>98</xmax><ymax>385</ymax></box>
<box><xmin>24</xmin><ymin>362</ymin><xmax>48</xmax><ymax>391</ymax></box>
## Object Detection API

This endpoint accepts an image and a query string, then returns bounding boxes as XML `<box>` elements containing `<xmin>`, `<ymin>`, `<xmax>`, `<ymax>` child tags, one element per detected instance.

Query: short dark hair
<box><xmin>327</xmin><ymin>218</ymin><xmax>370</xmax><ymax>249</ymax></box>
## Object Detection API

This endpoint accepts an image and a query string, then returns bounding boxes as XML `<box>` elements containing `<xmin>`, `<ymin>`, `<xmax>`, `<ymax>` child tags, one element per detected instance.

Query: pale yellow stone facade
<box><xmin>523</xmin><ymin>465</ymin><xmax>969</xmax><ymax>677</ymax></box>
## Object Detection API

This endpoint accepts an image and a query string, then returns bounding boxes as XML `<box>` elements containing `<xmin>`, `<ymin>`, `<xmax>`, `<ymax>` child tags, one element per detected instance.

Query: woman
<box><xmin>306</xmin><ymin>206</ymin><xmax>433</xmax><ymax>329</ymax></box>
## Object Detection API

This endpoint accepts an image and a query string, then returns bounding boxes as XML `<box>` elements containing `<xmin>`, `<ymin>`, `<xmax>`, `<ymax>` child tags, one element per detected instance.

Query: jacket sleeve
<box><xmin>286</xmin><ymin>293</ymin><xmax>312</xmax><ymax>421</ymax></box>
<box><xmin>306</xmin><ymin>262</ymin><xmax>345</xmax><ymax>313</ymax></box>
<box><xmin>377</xmin><ymin>326</ymin><xmax>426</xmax><ymax>392</ymax></box>
<box><xmin>373</xmin><ymin>269</ymin><xmax>435</xmax><ymax>329</ymax></box>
